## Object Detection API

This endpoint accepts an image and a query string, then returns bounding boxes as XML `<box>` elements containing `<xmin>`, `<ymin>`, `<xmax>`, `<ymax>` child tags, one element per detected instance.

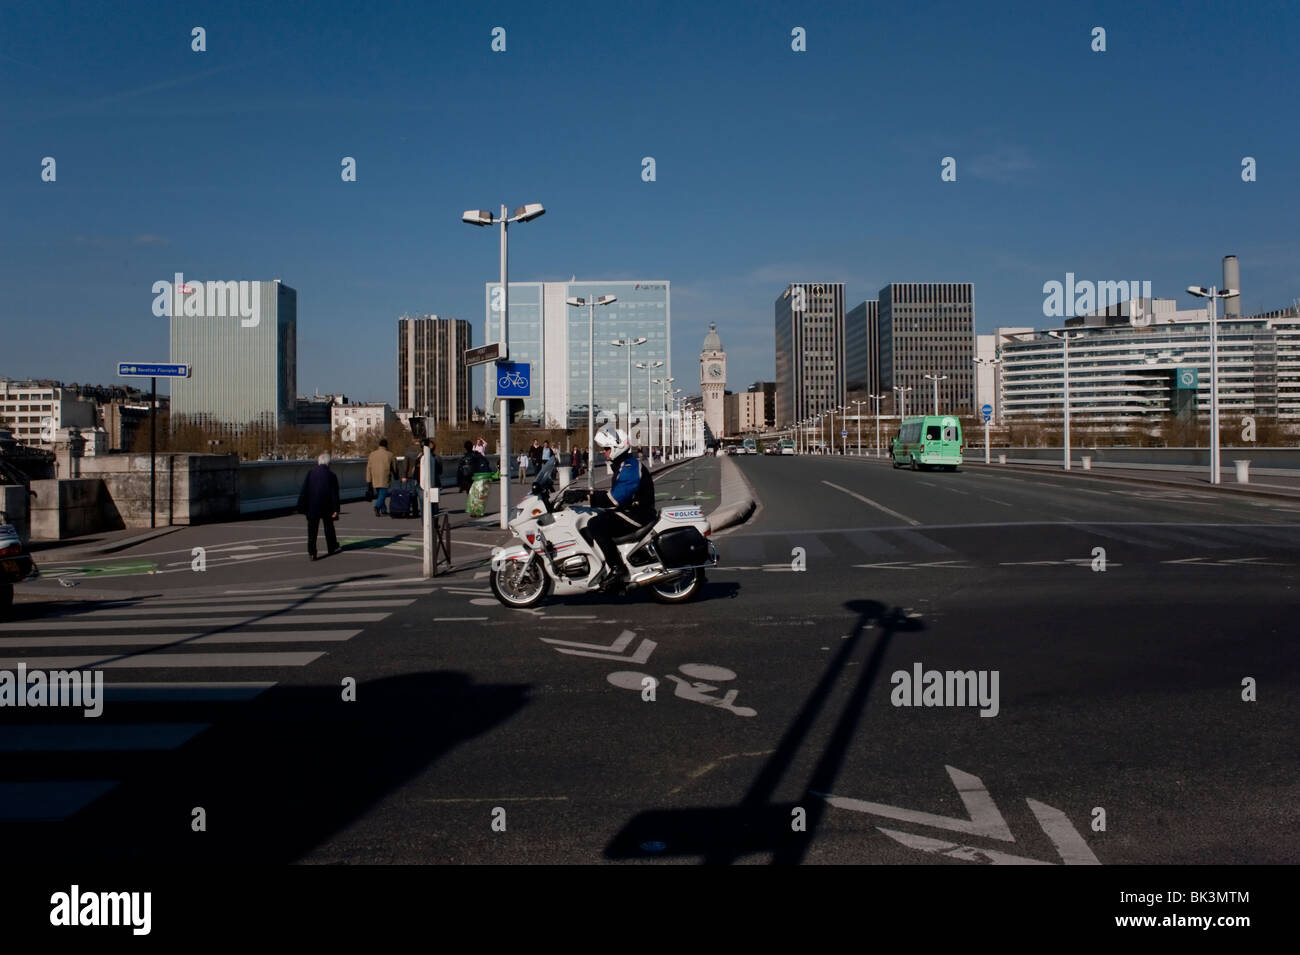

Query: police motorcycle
<box><xmin>488</xmin><ymin>455</ymin><xmax>718</xmax><ymax>608</ymax></box>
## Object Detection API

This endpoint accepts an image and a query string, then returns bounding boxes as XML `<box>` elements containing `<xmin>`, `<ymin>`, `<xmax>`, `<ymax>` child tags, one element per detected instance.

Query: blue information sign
<box><xmin>981</xmin><ymin>403</ymin><xmax>993</xmax><ymax>422</ymax></box>
<box><xmin>118</xmin><ymin>363</ymin><xmax>190</xmax><ymax>378</ymax></box>
<box><xmin>495</xmin><ymin>361</ymin><xmax>531</xmax><ymax>399</ymax></box>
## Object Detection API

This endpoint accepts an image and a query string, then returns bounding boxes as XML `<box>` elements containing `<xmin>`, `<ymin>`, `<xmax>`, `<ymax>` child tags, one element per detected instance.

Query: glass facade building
<box><xmin>774</xmin><ymin>282</ymin><xmax>846</xmax><ymax>428</ymax></box>
<box><xmin>484</xmin><ymin>280</ymin><xmax>670</xmax><ymax>430</ymax></box>
<box><xmin>169</xmin><ymin>280</ymin><xmax>297</xmax><ymax>432</ymax></box>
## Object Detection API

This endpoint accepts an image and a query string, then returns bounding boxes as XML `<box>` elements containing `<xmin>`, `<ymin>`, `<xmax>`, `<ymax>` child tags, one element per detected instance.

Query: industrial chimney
<box><xmin>1222</xmin><ymin>255</ymin><xmax>1241</xmax><ymax>317</ymax></box>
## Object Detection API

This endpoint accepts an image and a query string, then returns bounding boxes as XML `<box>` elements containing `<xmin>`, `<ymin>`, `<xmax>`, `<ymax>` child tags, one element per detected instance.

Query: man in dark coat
<box><xmin>298</xmin><ymin>452</ymin><xmax>341</xmax><ymax>560</ymax></box>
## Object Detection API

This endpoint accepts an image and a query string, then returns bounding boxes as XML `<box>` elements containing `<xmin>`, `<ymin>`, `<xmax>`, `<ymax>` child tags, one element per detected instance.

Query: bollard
<box><xmin>1081</xmin><ymin>455</ymin><xmax>1092</xmax><ymax>470</ymax></box>
<box><xmin>557</xmin><ymin>465</ymin><xmax>573</xmax><ymax>486</ymax></box>
<box><xmin>997</xmin><ymin>453</ymin><xmax>1006</xmax><ymax>465</ymax></box>
<box><xmin>1234</xmin><ymin>460</ymin><xmax>1251</xmax><ymax>484</ymax></box>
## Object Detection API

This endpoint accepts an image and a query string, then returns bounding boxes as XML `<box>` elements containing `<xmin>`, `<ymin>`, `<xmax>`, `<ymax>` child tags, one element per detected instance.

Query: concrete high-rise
<box><xmin>774</xmin><ymin>282</ymin><xmax>846</xmax><ymax>428</ymax></box>
<box><xmin>878</xmin><ymin>283</ymin><xmax>975</xmax><ymax>415</ymax></box>
<box><xmin>169</xmin><ymin>280</ymin><xmax>297</xmax><ymax>432</ymax></box>
<box><xmin>398</xmin><ymin>314</ymin><xmax>471</xmax><ymax>426</ymax></box>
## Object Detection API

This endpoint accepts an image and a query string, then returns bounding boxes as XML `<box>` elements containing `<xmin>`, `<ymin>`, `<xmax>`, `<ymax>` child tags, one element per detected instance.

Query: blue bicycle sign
<box><xmin>496</xmin><ymin>361</ymin><xmax>531</xmax><ymax>398</ymax></box>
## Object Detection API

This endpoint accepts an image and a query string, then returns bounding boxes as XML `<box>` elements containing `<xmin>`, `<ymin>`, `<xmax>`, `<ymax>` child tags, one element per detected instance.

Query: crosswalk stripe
<box><xmin>0</xmin><ymin>630</ymin><xmax>361</xmax><ymax>648</ymax></box>
<box><xmin>0</xmin><ymin>723</ymin><xmax>209</xmax><ymax>752</ymax></box>
<box><xmin>166</xmin><ymin>587</ymin><xmax>435</xmax><ymax>602</ymax></box>
<box><xmin>0</xmin><ymin>612</ymin><xmax>387</xmax><ymax>632</ymax></box>
<box><xmin>0</xmin><ymin>781</ymin><xmax>118</xmax><ymax>822</ymax></box>
<box><xmin>0</xmin><ymin>652</ymin><xmax>326</xmax><ymax>669</ymax></box>
<box><xmin>100</xmin><ymin>682</ymin><xmax>275</xmax><ymax>702</ymax></box>
<box><xmin>43</xmin><ymin>600</ymin><xmax>415</xmax><ymax>617</ymax></box>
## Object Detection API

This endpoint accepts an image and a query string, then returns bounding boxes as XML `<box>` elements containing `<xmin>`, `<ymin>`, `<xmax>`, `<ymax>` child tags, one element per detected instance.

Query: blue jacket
<box><xmin>596</xmin><ymin>455</ymin><xmax>656</xmax><ymax>523</ymax></box>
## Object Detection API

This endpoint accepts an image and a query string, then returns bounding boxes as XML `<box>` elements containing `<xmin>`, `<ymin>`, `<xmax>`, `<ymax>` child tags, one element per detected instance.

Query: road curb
<box><xmin>709</xmin><ymin>454</ymin><xmax>757</xmax><ymax>532</ymax></box>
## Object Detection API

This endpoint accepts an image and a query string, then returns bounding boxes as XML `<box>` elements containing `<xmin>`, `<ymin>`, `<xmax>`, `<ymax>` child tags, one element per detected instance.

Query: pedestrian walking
<box><xmin>366</xmin><ymin>438</ymin><xmax>399</xmax><ymax>516</ymax></box>
<box><xmin>529</xmin><ymin>439</ymin><xmax>543</xmax><ymax>475</ymax></box>
<box><xmin>406</xmin><ymin>439</ymin><xmax>442</xmax><ymax>517</ymax></box>
<box><xmin>542</xmin><ymin>440</ymin><xmax>553</xmax><ymax>464</ymax></box>
<box><xmin>297</xmin><ymin>452</ymin><xmax>341</xmax><ymax>560</ymax></box>
<box><xmin>570</xmin><ymin>447</ymin><xmax>580</xmax><ymax>473</ymax></box>
<box><xmin>517</xmin><ymin>450</ymin><xmax>529</xmax><ymax>485</ymax></box>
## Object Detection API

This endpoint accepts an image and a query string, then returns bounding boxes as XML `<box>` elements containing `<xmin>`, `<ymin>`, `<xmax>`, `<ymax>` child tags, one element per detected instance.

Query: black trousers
<box><xmin>587</xmin><ymin>509</ymin><xmax>640</xmax><ymax>573</ymax></box>
<box><xmin>307</xmin><ymin>515</ymin><xmax>338</xmax><ymax>557</ymax></box>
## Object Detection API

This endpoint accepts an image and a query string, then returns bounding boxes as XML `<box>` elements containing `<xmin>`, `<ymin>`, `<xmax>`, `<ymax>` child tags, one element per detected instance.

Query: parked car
<box><xmin>0</xmin><ymin>512</ymin><xmax>38</xmax><ymax>619</ymax></box>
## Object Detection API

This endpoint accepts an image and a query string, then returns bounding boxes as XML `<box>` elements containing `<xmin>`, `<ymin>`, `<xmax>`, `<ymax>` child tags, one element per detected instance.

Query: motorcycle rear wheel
<box><xmin>650</xmin><ymin>568</ymin><xmax>703</xmax><ymax>604</ymax></box>
<box><xmin>490</xmin><ymin>559</ymin><xmax>549</xmax><ymax>608</ymax></box>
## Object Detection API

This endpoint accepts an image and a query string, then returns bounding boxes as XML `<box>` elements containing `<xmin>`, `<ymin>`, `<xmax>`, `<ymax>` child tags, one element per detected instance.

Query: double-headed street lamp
<box><xmin>1187</xmin><ymin>284</ymin><xmax>1240</xmax><ymax>485</ymax></box>
<box><xmin>565</xmin><ymin>293</ymin><xmax>617</xmax><ymax>489</ymax></box>
<box><xmin>1045</xmin><ymin>330</ymin><xmax>1083</xmax><ymax>470</ymax></box>
<box><xmin>923</xmin><ymin>374</ymin><xmax>949</xmax><ymax>415</ymax></box>
<box><xmin>972</xmin><ymin>357</ymin><xmax>1003</xmax><ymax>464</ymax></box>
<box><xmin>893</xmin><ymin>385</ymin><xmax>913</xmax><ymax>420</ymax></box>
<box><xmin>637</xmin><ymin>359</ymin><xmax>664</xmax><ymax>458</ymax></box>
<box><xmin>851</xmin><ymin>399</ymin><xmax>867</xmax><ymax>455</ymax></box>
<box><xmin>462</xmin><ymin>201</ymin><xmax>545</xmax><ymax>528</ymax></box>
<box><xmin>611</xmin><ymin>337</ymin><xmax>647</xmax><ymax>434</ymax></box>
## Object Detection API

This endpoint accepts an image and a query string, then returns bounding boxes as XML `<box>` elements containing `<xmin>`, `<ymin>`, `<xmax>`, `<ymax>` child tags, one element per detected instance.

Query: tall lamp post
<box><xmin>612</xmin><ymin>337</ymin><xmax>647</xmax><ymax>434</ymax></box>
<box><xmin>566</xmin><ymin>293</ymin><xmax>617</xmax><ymax>490</ymax></box>
<box><xmin>462</xmin><ymin>201</ymin><xmax>545</xmax><ymax>528</ymax></box>
<box><xmin>1187</xmin><ymin>284</ymin><xmax>1240</xmax><ymax>485</ymax></box>
<box><xmin>851</xmin><ymin>399</ymin><xmax>867</xmax><ymax>455</ymax></box>
<box><xmin>1045</xmin><ymin>330</ymin><xmax>1082</xmax><ymax>470</ymax></box>
<box><xmin>973</xmin><ymin>357</ymin><xmax>1003</xmax><ymax>464</ymax></box>
<box><xmin>893</xmin><ymin>385</ymin><xmax>913</xmax><ymax>420</ymax></box>
<box><xmin>637</xmin><ymin>359</ymin><xmax>664</xmax><ymax>458</ymax></box>
<box><xmin>924</xmin><ymin>374</ymin><xmax>948</xmax><ymax>415</ymax></box>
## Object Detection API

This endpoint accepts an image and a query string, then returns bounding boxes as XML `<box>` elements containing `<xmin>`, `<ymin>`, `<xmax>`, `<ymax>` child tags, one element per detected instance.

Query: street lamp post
<box><xmin>566</xmin><ymin>293</ymin><xmax>617</xmax><ymax>490</ymax></box>
<box><xmin>924</xmin><ymin>374</ymin><xmax>948</xmax><ymax>415</ymax></box>
<box><xmin>851</xmin><ymin>399</ymin><xmax>867</xmax><ymax>455</ymax></box>
<box><xmin>637</xmin><ymin>359</ymin><xmax>664</xmax><ymax>459</ymax></box>
<box><xmin>893</xmin><ymin>385</ymin><xmax>912</xmax><ymax>421</ymax></box>
<box><xmin>973</xmin><ymin>357</ymin><xmax>1003</xmax><ymax>464</ymax></box>
<box><xmin>1045</xmin><ymin>331</ymin><xmax>1082</xmax><ymax>470</ymax></box>
<box><xmin>612</xmin><ymin>336</ymin><xmax>647</xmax><ymax>434</ymax></box>
<box><xmin>462</xmin><ymin>201</ymin><xmax>545</xmax><ymax>528</ymax></box>
<box><xmin>1187</xmin><ymin>284</ymin><xmax>1240</xmax><ymax>485</ymax></box>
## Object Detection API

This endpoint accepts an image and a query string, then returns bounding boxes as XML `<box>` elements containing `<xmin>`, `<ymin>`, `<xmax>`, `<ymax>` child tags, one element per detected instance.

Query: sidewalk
<box><xmin>14</xmin><ymin>454</ymin><xmax>711</xmax><ymax>601</ymax></box>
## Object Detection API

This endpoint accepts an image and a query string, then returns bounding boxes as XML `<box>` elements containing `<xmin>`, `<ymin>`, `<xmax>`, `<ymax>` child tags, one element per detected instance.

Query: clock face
<box><xmin>709</xmin><ymin>364</ymin><xmax>722</xmax><ymax>378</ymax></box>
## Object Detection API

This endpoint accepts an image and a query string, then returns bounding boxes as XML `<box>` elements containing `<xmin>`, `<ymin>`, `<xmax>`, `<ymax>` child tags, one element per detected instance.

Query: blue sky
<box><xmin>3</xmin><ymin>0</ymin><xmax>1298</xmax><ymax>403</ymax></box>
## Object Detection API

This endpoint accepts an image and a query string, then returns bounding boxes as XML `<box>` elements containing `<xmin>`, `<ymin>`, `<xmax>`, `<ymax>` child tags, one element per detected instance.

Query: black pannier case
<box><xmin>654</xmin><ymin>527</ymin><xmax>710</xmax><ymax>568</ymax></box>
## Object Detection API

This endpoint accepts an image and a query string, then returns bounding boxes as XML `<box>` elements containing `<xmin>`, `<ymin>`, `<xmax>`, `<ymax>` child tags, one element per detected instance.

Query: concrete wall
<box><xmin>0</xmin><ymin>484</ymin><xmax>31</xmax><ymax>544</ymax></box>
<box><xmin>75</xmin><ymin>453</ymin><xmax>239</xmax><ymax>529</ymax></box>
<box><xmin>30</xmin><ymin>478</ymin><xmax>122</xmax><ymax>540</ymax></box>
<box><xmin>240</xmin><ymin>458</ymin><xmax>368</xmax><ymax>514</ymax></box>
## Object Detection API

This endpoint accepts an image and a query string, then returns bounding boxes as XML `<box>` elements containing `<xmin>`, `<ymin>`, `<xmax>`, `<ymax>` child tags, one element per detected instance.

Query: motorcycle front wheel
<box><xmin>489</xmin><ymin>557</ymin><xmax>550</xmax><ymax>608</ymax></box>
<box><xmin>650</xmin><ymin>568</ymin><xmax>703</xmax><ymax>604</ymax></box>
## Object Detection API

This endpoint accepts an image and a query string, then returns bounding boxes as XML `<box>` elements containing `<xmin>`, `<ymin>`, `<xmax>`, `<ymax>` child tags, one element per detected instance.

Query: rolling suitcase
<box><xmin>388</xmin><ymin>480</ymin><xmax>415</xmax><ymax>518</ymax></box>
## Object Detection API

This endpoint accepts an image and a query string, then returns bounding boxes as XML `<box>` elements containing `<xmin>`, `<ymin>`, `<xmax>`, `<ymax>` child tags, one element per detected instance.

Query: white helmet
<box><xmin>595</xmin><ymin>425</ymin><xmax>631</xmax><ymax>461</ymax></box>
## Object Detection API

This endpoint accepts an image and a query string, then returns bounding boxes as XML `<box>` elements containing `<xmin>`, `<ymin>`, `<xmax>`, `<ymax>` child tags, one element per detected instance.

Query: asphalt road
<box><xmin>1</xmin><ymin>453</ymin><xmax>1295</xmax><ymax>865</ymax></box>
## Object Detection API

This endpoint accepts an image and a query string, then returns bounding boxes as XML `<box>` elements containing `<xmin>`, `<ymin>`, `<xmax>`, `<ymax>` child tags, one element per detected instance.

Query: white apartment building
<box><xmin>0</xmin><ymin>380</ymin><xmax>97</xmax><ymax>446</ymax></box>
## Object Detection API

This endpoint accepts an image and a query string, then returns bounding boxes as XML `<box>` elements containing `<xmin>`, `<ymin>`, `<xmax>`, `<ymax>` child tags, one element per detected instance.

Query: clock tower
<box><xmin>700</xmin><ymin>322</ymin><xmax>726</xmax><ymax>438</ymax></box>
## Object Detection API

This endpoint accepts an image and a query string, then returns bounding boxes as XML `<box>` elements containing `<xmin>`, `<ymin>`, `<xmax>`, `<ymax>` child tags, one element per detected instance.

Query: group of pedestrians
<box><xmin>298</xmin><ymin>434</ymin><xmax>590</xmax><ymax>560</ymax></box>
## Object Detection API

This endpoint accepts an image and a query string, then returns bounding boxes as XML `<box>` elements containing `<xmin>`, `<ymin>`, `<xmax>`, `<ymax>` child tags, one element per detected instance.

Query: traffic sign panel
<box><xmin>495</xmin><ymin>361</ymin><xmax>530</xmax><ymax>398</ymax></box>
<box><xmin>118</xmin><ymin>363</ymin><xmax>190</xmax><ymax>378</ymax></box>
<box><xmin>981</xmin><ymin>403</ymin><xmax>993</xmax><ymax>422</ymax></box>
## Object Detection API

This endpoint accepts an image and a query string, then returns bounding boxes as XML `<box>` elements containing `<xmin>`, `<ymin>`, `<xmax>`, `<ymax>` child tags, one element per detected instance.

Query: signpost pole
<box><xmin>985</xmin><ymin>418</ymin><xmax>990</xmax><ymax>465</ymax></box>
<box><xmin>150</xmin><ymin>376</ymin><xmax>157</xmax><ymax>529</ymax></box>
<box><xmin>499</xmin><ymin>205</ymin><xmax>511</xmax><ymax>530</ymax></box>
<box><xmin>422</xmin><ymin>444</ymin><xmax>433</xmax><ymax>577</ymax></box>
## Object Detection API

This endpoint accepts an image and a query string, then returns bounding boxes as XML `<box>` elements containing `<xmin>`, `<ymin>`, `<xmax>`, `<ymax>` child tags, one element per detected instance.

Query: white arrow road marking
<box><xmin>1162</xmin><ymin>556</ymin><xmax>1288</xmax><ymax>567</ymax></box>
<box><xmin>816</xmin><ymin>766</ymin><xmax>1014</xmax><ymax>841</ymax></box>
<box><xmin>1026</xmin><ymin>799</ymin><xmax>1101</xmax><ymax>865</ymax></box>
<box><xmin>914</xmin><ymin>560</ymin><xmax>971</xmax><ymax>568</ymax></box>
<box><xmin>541</xmin><ymin>630</ymin><xmax>657</xmax><ymax>663</ymax></box>
<box><xmin>876</xmin><ymin>828</ymin><xmax>1051</xmax><ymax>865</ymax></box>
<box><xmin>853</xmin><ymin>561</ymin><xmax>917</xmax><ymax>570</ymax></box>
<box><xmin>820</xmin><ymin>766</ymin><xmax>1100</xmax><ymax>865</ymax></box>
